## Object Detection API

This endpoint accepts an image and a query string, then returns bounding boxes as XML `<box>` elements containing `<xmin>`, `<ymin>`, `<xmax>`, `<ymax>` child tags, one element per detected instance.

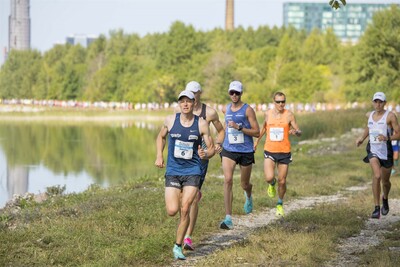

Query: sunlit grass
<box><xmin>1</xmin><ymin>108</ymin><xmax>398</xmax><ymax>266</ymax></box>
<box><xmin>197</xmin><ymin>193</ymin><xmax>371</xmax><ymax>267</ymax></box>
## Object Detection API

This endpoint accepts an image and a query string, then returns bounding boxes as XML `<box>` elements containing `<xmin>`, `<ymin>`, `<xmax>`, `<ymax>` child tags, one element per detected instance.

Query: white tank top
<box><xmin>368</xmin><ymin>110</ymin><xmax>390</xmax><ymax>160</ymax></box>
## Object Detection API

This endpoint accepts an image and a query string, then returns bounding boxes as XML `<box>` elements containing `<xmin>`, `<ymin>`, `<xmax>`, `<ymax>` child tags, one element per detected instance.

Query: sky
<box><xmin>0</xmin><ymin>0</ymin><xmax>398</xmax><ymax>64</ymax></box>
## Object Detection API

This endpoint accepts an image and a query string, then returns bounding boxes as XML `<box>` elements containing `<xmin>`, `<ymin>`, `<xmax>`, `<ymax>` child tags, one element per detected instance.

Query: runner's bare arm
<box><xmin>356</xmin><ymin>126</ymin><xmax>369</xmax><ymax>147</ymax></box>
<box><xmin>288</xmin><ymin>111</ymin><xmax>302</xmax><ymax>136</ymax></box>
<box><xmin>208</xmin><ymin>107</ymin><xmax>225</xmax><ymax>150</ymax></box>
<box><xmin>155</xmin><ymin>116</ymin><xmax>172</xmax><ymax>168</ymax></box>
<box><xmin>254</xmin><ymin>113</ymin><xmax>267</xmax><ymax>150</ymax></box>
<box><xmin>388</xmin><ymin>112</ymin><xmax>400</xmax><ymax>141</ymax></box>
<box><xmin>199</xmin><ymin>119</ymin><xmax>215</xmax><ymax>159</ymax></box>
<box><xmin>242</xmin><ymin>106</ymin><xmax>260</xmax><ymax>138</ymax></box>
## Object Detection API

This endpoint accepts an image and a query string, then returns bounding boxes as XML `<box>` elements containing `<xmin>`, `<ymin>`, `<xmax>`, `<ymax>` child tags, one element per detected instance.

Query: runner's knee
<box><xmin>166</xmin><ymin>206</ymin><xmax>179</xmax><ymax>217</ymax></box>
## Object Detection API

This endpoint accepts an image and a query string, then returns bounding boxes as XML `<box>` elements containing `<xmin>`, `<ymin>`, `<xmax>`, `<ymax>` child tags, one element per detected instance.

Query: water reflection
<box><xmin>0</xmin><ymin>121</ymin><xmax>161</xmax><ymax>208</ymax></box>
<box><xmin>7</xmin><ymin>164</ymin><xmax>29</xmax><ymax>198</ymax></box>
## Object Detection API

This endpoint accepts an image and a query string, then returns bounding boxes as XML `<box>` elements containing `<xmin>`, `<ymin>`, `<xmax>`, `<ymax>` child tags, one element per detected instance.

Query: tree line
<box><xmin>0</xmin><ymin>5</ymin><xmax>399</xmax><ymax>104</ymax></box>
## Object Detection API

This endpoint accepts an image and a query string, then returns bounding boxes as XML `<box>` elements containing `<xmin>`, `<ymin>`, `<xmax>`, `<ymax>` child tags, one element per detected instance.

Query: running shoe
<box><xmin>391</xmin><ymin>169</ymin><xmax>396</xmax><ymax>175</ymax></box>
<box><xmin>371</xmin><ymin>206</ymin><xmax>380</xmax><ymax>219</ymax></box>
<box><xmin>267</xmin><ymin>182</ymin><xmax>276</xmax><ymax>198</ymax></box>
<box><xmin>173</xmin><ymin>244</ymin><xmax>186</xmax><ymax>260</ymax></box>
<box><xmin>183</xmin><ymin>237</ymin><xmax>194</xmax><ymax>251</ymax></box>
<box><xmin>244</xmin><ymin>191</ymin><xmax>253</xmax><ymax>214</ymax></box>
<box><xmin>220</xmin><ymin>216</ymin><xmax>233</xmax><ymax>230</ymax></box>
<box><xmin>382</xmin><ymin>197</ymin><xmax>389</xmax><ymax>216</ymax></box>
<box><xmin>276</xmin><ymin>204</ymin><xmax>284</xmax><ymax>217</ymax></box>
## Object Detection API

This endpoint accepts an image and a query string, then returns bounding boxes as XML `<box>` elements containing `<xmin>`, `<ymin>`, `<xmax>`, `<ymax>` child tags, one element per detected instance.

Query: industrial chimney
<box><xmin>9</xmin><ymin>0</ymin><xmax>31</xmax><ymax>51</ymax></box>
<box><xmin>225</xmin><ymin>0</ymin><xmax>234</xmax><ymax>31</ymax></box>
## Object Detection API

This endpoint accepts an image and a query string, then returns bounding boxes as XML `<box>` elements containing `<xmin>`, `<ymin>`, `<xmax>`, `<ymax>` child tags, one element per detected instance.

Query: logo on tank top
<box><xmin>189</xmin><ymin>135</ymin><xmax>199</xmax><ymax>140</ymax></box>
<box><xmin>171</xmin><ymin>134</ymin><xmax>181</xmax><ymax>138</ymax></box>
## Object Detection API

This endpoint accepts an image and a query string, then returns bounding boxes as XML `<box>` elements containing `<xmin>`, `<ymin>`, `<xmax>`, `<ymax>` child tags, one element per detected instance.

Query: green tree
<box><xmin>351</xmin><ymin>5</ymin><xmax>400</xmax><ymax>100</ymax></box>
<box><xmin>277</xmin><ymin>61</ymin><xmax>331</xmax><ymax>102</ymax></box>
<box><xmin>0</xmin><ymin>50</ymin><xmax>42</xmax><ymax>98</ymax></box>
<box><xmin>156</xmin><ymin>21</ymin><xmax>207</xmax><ymax>70</ymax></box>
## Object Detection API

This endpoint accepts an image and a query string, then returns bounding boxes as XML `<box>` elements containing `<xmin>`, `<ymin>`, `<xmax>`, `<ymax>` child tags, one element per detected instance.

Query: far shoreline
<box><xmin>0</xmin><ymin>106</ymin><xmax>171</xmax><ymax>123</ymax></box>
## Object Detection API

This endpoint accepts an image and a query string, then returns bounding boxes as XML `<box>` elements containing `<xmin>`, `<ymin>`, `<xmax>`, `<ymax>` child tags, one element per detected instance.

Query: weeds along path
<box><xmin>172</xmin><ymin>185</ymin><xmax>392</xmax><ymax>267</ymax></box>
<box><xmin>172</xmin><ymin>186</ymin><xmax>400</xmax><ymax>266</ymax></box>
<box><xmin>325</xmin><ymin>198</ymin><xmax>400</xmax><ymax>267</ymax></box>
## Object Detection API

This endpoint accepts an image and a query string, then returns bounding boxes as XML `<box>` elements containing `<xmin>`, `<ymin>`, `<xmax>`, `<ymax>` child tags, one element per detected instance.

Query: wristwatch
<box><xmin>238</xmin><ymin>125</ymin><xmax>243</xmax><ymax>131</ymax></box>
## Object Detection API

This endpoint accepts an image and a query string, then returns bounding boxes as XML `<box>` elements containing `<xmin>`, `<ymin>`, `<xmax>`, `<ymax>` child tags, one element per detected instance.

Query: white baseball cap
<box><xmin>372</xmin><ymin>92</ymin><xmax>386</xmax><ymax>101</ymax></box>
<box><xmin>228</xmin><ymin>81</ymin><xmax>243</xmax><ymax>93</ymax></box>
<box><xmin>178</xmin><ymin>90</ymin><xmax>195</xmax><ymax>101</ymax></box>
<box><xmin>185</xmin><ymin>81</ymin><xmax>202</xmax><ymax>93</ymax></box>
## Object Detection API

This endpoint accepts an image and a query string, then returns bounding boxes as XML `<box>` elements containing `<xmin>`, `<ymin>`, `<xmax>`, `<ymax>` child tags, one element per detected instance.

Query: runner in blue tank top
<box><xmin>176</xmin><ymin>81</ymin><xmax>225</xmax><ymax>251</ymax></box>
<box><xmin>356</xmin><ymin>92</ymin><xmax>400</xmax><ymax>219</ymax></box>
<box><xmin>220</xmin><ymin>81</ymin><xmax>260</xmax><ymax>230</ymax></box>
<box><xmin>155</xmin><ymin>90</ymin><xmax>215</xmax><ymax>261</ymax></box>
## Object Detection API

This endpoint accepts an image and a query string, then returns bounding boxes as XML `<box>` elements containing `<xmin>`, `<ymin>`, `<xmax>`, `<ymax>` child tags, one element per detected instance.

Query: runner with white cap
<box><xmin>356</xmin><ymin>92</ymin><xmax>400</xmax><ymax>219</ymax></box>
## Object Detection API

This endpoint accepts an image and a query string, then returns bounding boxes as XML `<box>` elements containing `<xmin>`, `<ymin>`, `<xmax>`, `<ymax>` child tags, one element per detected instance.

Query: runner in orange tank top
<box><xmin>254</xmin><ymin>92</ymin><xmax>302</xmax><ymax>217</ymax></box>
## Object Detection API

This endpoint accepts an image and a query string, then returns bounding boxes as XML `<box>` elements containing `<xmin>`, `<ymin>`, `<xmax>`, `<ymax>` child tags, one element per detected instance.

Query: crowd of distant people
<box><xmin>0</xmin><ymin>98</ymin><xmax>400</xmax><ymax>114</ymax></box>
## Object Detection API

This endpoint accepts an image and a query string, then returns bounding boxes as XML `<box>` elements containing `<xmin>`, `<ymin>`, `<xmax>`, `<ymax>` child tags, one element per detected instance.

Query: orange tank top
<box><xmin>264</xmin><ymin>109</ymin><xmax>291</xmax><ymax>153</ymax></box>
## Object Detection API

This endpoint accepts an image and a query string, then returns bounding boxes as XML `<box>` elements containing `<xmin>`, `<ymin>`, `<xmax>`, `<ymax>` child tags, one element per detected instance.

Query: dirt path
<box><xmin>325</xmin><ymin>198</ymin><xmax>400</xmax><ymax>267</ymax></box>
<box><xmin>172</xmin><ymin>185</ymin><xmax>400</xmax><ymax>266</ymax></box>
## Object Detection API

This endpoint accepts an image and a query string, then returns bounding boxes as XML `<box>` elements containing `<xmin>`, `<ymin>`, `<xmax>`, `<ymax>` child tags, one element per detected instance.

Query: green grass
<box><xmin>358</xmin><ymin>221</ymin><xmax>400</xmax><ymax>266</ymax></box>
<box><xmin>197</xmin><ymin>194</ymin><xmax>370</xmax><ymax>267</ymax></box>
<box><xmin>1</xmin><ymin>108</ymin><xmax>398</xmax><ymax>266</ymax></box>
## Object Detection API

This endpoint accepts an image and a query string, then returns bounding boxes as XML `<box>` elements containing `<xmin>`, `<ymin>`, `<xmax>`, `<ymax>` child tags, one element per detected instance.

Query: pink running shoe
<box><xmin>184</xmin><ymin>237</ymin><xmax>194</xmax><ymax>251</ymax></box>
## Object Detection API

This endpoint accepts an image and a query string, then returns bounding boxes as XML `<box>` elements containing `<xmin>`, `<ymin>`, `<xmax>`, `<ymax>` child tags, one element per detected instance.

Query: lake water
<box><xmin>0</xmin><ymin>120</ymin><xmax>162</xmax><ymax>208</ymax></box>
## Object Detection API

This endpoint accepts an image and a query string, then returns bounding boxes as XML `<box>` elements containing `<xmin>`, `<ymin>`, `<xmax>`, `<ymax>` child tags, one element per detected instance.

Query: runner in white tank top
<box><xmin>367</xmin><ymin>110</ymin><xmax>391</xmax><ymax>160</ymax></box>
<box><xmin>356</xmin><ymin>92</ymin><xmax>400</xmax><ymax>219</ymax></box>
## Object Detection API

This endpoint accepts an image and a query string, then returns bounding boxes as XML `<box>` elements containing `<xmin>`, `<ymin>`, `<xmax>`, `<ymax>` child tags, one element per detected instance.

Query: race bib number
<box><xmin>228</xmin><ymin>128</ymin><xmax>244</xmax><ymax>144</ymax></box>
<box><xmin>369</xmin><ymin>129</ymin><xmax>383</xmax><ymax>144</ymax></box>
<box><xmin>174</xmin><ymin>140</ymin><xmax>194</xmax><ymax>159</ymax></box>
<box><xmin>269</xmin><ymin>127</ymin><xmax>284</xmax><ymax>141</ymax></box>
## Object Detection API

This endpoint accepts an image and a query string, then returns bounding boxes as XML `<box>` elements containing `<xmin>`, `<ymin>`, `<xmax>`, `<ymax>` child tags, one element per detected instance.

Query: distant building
<box><xmin>3</xmin><ymin>47</ymin><xmax>8</xmax><ymax>61</ymax></box>
<box><xmin>66</xmin><ymin>34</ymin><xmax>98</xmax><ymax>48</ymax></box>
<box><xmin>9</xmin><ymin>0</ymin><xmax>31</xmax><ymax>50</ymax></box>
<box><xmin>225</xmin><ymin>0</ymin><xmax>234</xmax><ymax>31</ymax></box>
<box><xmin>283</xmin><ymin>2</ymin><xmax>399</xmax><ymax>43</ymax></box>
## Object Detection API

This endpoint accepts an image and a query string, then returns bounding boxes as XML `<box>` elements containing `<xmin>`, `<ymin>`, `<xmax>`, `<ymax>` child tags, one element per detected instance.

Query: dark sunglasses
<box><xmin>229</xmin><ymin>91</ymin><xmax>241</xmax><ymax>96</ymax></box>
<box><xmin>275</xmin><ymin>100</ymin><xmax>286</xmax><ymax>104</ymax></box>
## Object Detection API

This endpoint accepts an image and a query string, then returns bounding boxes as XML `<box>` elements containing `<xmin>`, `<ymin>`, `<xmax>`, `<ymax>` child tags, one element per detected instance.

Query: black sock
<box><xmin>175</xmin><ymin>243</ymin><xmax>182</xmax><ymax>247</ymax></box>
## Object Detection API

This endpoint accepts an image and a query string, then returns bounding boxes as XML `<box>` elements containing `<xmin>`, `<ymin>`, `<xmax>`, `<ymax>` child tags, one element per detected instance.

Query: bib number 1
<box><xmin>269</xmin><ymin>127</ymin><xmax>284</xmax><ymax>141</ymax></box>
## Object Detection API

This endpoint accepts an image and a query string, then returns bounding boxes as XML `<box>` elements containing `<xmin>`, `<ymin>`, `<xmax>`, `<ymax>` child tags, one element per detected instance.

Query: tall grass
<box><xmin>294</xmin><ymin>108</ymin><xmax>368</xmax><ymax>140</ymax></box>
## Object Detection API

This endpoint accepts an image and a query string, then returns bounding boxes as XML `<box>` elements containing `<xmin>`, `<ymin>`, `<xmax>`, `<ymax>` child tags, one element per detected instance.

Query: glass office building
<box><xmin>283</xmin><ymin>2</ymin><xmax>398</xmax><ymax>43</ymax></box>
<box><xmin>66</xmin><ymin>34</ymin><xmax>98</xmax><ymax>47</ymax></box>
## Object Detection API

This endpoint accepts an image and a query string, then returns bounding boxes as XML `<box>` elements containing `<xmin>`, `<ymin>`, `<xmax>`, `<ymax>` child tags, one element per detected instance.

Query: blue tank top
<box><xmin>166</xmin><ymin>113</ymin><xmax>202</xmax><ymax>176</ymax></box>
<box><xmin>223</xmin><ymin>103</ymin><xmax>254</xmax><ymax>153</ymax></box>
